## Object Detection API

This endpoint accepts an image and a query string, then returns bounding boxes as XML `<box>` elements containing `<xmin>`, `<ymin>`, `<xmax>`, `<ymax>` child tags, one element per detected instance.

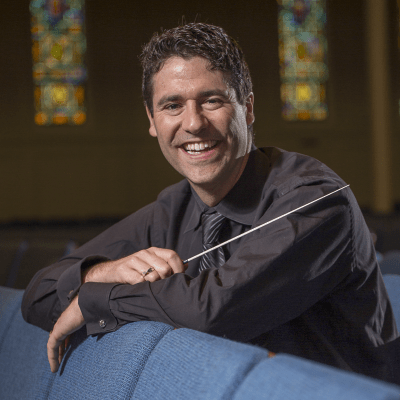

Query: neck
<box><xmin>190</xmin><ymin>152</ymin><xmax>250</xmax><ymax>207</ymax></box>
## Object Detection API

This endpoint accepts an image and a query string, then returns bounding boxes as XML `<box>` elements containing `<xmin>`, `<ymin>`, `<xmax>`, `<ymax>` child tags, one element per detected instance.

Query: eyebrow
<box><xmin>156</xmin><ymin>89</ymin><xmax>230</xmax><ymax>109</ymax></box>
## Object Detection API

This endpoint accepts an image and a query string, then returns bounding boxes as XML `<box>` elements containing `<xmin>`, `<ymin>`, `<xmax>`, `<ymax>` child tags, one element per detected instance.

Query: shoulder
<box><xmin>259</xmin><ymin>147</ymin><xmax>346</xmax><ymax>196</ymax></box>
<box><xmin>252</xmin><ymin>147</ymin><xmax>353</xmax><ymax>231</ymax></box>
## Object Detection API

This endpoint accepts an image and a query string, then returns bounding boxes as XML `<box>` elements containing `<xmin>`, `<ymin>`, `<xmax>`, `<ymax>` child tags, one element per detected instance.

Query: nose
<box><xmin>181</xmin><ymin>102</ymin><xmax>207</xmax><ymax>135</ymax></box>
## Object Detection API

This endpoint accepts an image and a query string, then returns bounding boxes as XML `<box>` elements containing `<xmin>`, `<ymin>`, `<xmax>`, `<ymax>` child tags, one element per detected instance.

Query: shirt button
<box><xmin>99</xmin><ymin>320</ymin><xmax>107</xmax><ymax>328</ymax></box>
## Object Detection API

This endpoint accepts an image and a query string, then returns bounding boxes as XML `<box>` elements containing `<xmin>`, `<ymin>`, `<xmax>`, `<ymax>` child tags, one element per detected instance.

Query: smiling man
<box><xmin>147</xmin><ymin>55</ymin><xmax>253</xmax><ymax>206</ymax></box>
<box><xmin>22</xmin><ymin>23</ymin><xmax>399</xmax><ymax>384</ymax></box>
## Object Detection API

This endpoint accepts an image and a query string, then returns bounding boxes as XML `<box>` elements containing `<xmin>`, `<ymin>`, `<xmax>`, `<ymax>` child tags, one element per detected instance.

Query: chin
<box><xmin>186</xmin><ymin>173</ymin><xmax>224</xmax><ymax>188</ymax></box>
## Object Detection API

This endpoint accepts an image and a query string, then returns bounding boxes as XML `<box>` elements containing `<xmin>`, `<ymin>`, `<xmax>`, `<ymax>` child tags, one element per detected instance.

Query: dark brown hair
<box><xmin>140</xmin><ymin>23</ymin><xmax>253</xmax><ymax>118</ymax></box>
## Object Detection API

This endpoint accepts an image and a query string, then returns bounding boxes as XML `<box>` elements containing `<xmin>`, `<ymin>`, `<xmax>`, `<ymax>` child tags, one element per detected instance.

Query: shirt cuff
<box><xmin>57</xmin><ymin>255</ymin><xmax>110</xmax><ymax>312</ymax></box>
<box><xmin>79</xmin><ymin>282</ymin><xmax>119</xmax><ymax>335</ymax></box>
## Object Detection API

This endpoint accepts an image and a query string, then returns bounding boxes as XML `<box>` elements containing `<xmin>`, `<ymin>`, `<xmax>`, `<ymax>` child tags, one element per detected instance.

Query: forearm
<box><xmin>22</xmin><ymin>255</ymin><xmax>109</xmax><ymax>331</ymax></box>
<box><xmin>23</xmin><ymin>247</ymin><xmax>182</xmax><ymax>331</ymax></box>
<box><xmin>21</xmin><ymin>201</ymin><xmax>160</xmax><ymax>332</ymax></box>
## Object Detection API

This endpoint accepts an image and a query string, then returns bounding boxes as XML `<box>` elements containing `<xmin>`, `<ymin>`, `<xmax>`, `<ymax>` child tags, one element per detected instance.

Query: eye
<box><xmin>204</xmin><ymin>98</ymin><xmax>223</xmax><ymax>109</ymax></box>
<box><xmin>165</xmin><ymin>103</ymin><xmax>180</xmax><ymax>110</ymax></box>
<box><xmin>164</xmin><ymin>103</ymin><xmax>183</xmax><ymax>115</ymax></box>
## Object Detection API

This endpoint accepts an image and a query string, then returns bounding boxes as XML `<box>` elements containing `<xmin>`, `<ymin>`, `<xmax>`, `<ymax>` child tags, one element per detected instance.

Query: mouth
<box><xmin>182</xmin><ymin>140</ymin><xmax>219</xmax><ymax>155</ymax></box>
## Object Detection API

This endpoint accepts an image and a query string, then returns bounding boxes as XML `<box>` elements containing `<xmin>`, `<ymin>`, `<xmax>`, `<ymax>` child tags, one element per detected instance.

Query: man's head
<box><xmin>140</xmin><ymin>23</ymin><xmax>253</xmax><ymax>128</ymax></box>
<box><xmin>140</xmin><ymin>23</ymin><xmax>255</xmax><ymax>206</ymax></box>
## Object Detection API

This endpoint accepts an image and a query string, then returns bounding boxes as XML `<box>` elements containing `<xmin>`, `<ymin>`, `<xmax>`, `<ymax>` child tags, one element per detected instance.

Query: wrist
<box><xmin>82</xmin><ymin>261</ymin><xmax>112</xmax><ymax>283</ymax></box>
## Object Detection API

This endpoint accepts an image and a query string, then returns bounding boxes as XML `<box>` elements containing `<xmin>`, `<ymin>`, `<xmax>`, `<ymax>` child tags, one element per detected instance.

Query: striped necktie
<box><xmin>199</xmin><ymin>211</ymin><xmax>226</xmax><ymax>272</ymax></box>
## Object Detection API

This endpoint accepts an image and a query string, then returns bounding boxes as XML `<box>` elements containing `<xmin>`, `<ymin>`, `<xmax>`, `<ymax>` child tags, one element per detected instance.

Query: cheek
<box><xmin>208</xmin><ymin>110</ymin><xmax>233</xmax><ymax>135</ymax></box>
<box><xmin>153</xmin><ymin>122</ymin><xmax>176</xmax><ymax>145</ymax></box>
<box><xmin>157</xmin><ymin>139</ymin><xmax>178</xmax><ymax>167</ymax></box>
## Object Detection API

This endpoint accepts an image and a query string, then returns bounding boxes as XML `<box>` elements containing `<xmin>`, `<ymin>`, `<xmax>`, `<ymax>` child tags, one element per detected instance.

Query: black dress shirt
<box><xmin>22</xmin><ymin>147</ymin><xmax>399</xmax><ymax>384</ymax></box>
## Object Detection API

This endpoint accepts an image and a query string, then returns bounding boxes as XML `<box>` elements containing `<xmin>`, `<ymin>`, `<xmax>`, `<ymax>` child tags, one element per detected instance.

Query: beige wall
<box><xmin>1</xmin><ymin>0</ymin><xmax>399</xmax><ymax>222</ymax></box>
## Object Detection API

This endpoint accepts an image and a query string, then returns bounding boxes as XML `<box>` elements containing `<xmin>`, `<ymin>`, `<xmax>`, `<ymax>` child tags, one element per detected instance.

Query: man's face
<box><xmin>146</xmin><ymin>56</ymin><xmax>254</xmax><ymax>196</ymax></box>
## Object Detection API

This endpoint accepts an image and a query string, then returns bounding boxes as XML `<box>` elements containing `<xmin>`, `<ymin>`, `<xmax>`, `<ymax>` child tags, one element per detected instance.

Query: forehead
<box><xmin>152</xmin><ymin>56</ymin><xmax>230</xmax><ymax>99</ymax></box>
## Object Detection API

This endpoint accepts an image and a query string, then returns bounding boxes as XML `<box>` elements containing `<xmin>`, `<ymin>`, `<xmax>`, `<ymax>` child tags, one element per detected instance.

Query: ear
<box><xmin>146</xmin><ymin>106</ymin><xmax>157</xmax><ymax>137</ymax></box>
<box><xmin>245</xmin><ymin>93</ymin><xmax>255</xmax><ymax>126</ymax></box>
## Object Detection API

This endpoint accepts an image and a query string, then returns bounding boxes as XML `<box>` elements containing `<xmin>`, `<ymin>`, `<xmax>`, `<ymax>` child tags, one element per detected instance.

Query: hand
<box><xmin>83</xmin><ymin>247</ymin><xmax>186</xmax><ymax>285</ymax></box>
<box><xmin>47</xmin><ymin>296</ymin><xmax>85</xmax><ymax>373</ymax></box>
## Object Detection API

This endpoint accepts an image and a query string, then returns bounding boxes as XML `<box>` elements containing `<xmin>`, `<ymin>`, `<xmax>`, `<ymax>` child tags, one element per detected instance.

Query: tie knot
<box><xmin>202</xmin><ymin>212</ymin><xmax>226</xmax><ymax>244</ymax></box>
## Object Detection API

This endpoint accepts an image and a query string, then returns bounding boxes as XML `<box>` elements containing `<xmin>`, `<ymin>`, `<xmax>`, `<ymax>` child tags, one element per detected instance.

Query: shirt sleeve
<box><xmin>78</xmin><ymin>181</ymin><xmax>357</xmax><ymax>341</ymax></box>
<box><xmin>21</xmin><ymin>204</ymin><xmax>155</xmax><ymax>332</ymax></box>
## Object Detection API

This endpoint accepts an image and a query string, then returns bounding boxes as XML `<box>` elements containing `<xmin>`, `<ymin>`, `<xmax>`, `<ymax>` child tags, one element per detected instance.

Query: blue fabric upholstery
<box><xmin>0</xmin><ymin>286</ymin><xmax>24</xmax><ymax>340</ymax></box>
<box><xmin>380</xmin><ymin>252</ymin><xmax>400</xmax><ymax>276</ymax></box>
<box><xmin>0</xmin><ymin>289</ymin><xmax>55</xmax><ymax>400</ymax></box>
<box><xmin>383</xmin><ymin>274</ymin><xmax>400</xmax><ymax>329</ymax></box>
<box><xmin>1</xmin><ymin>284</ymin><xmax>399</xmax><ymax>399</ymax></box>
<box><xmin>132</xmin><ymin>328</ymin><xmax>271</xmax><ymax>400</ymax></box>
<box><xmin>233</xmin><ymin>354</ymin><xmax>400</xmax><ymax>400</ymax></box>
<box><xmin>48</xmin><ymin>321</ymin><xmax>173</xmax><ymax>400</ymax></box>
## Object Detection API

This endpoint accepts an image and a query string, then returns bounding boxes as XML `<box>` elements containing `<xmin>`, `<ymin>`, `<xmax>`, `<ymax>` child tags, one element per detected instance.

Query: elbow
<box><xmin>21</xmin><ymin>287</ymin><xmax>59</xmax><ymax>333</ymax></box>
<box><xmin>21</xmin><ymin>290</ymin><xmax>39</xmax><ymax>329</ymax></box>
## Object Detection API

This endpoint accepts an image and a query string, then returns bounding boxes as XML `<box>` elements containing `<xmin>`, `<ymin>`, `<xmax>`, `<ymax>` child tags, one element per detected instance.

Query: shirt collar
<box><xmin>184</xmin><ymin>146</ymin><xmax>271</xmax><ymax>233</ymax></box>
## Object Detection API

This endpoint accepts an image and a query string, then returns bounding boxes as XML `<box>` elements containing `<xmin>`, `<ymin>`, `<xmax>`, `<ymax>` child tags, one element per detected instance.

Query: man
<box><xmin>22</xmin><ymin>23</ymin><xmax>399</xmax><ymax>383</ymax></box>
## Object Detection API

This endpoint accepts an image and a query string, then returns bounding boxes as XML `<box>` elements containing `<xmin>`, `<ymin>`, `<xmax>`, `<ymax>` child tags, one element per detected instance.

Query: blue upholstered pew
<box><xmin>381</xmin><ymin>252</ymin><xmax>400</xmax><ymax>276</ymax></box>
<box><xmin>0</xmin><ymin>276</ymin><xmax>399</xmax><ymax>400</ymax></box>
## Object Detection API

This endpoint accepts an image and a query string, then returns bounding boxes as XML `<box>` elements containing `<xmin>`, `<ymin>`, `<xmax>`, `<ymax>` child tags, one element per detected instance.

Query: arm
<box><xmin>21</xmin><ymin>202</ymin><xmax>165</xmax><ymax>332</ymax></box>
<box><xmin>78</xmin><ymin>182</ymin><xmax>358</xmax><ymax>341</ymax></box>
<box><xmin>47</xmin><ymin>248</ymin><xmax>185</xmax><ymax>373</ymax></box>
<box><xmin>82</xmin><ymin>247</ymin><xmax>185</xmax><ymax>284</ymax></box>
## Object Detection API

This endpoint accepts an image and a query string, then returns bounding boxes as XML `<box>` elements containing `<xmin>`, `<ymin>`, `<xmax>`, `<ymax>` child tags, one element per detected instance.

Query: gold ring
<box><xmin>142</xmin><ymin>267</ymin><xmax>155</xmax><ymax>277</ymax></box>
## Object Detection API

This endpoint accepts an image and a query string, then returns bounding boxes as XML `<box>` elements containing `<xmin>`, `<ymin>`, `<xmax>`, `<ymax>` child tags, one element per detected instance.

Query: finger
<box><xmin>136</xmin><ymin>248</ymin><xmax>182</xmax><ymax>278</ymax></box>
<box><xmin>137</xmin><ymin>251</ymin><xmax>174</xmax><ymax>280</ymax></box>
<box><xmin>47</xmin><ymin>297</ymin><xmax>85</xmax><ymax>373</ymax></box>
<box><xmin>150</xmin><ymin>248</ymin><xmax>186</xmax><ymax>274</ymax></box>
<box><xmin>48</xmin><ymin>333</ymin><xmax>64</xmax><ymax>373</ymax></box>
<box><xmin>48</xmin><ymin>329</ymin><xmax>69</xmax><ymax>373</ymax></box>
<box><xmin>114</xmin><ymin>256</ymin><xmax>159</xmax><ymax>285</ymax></box>
<box><xmin>141</xmin><ymin>267</ymin><xmax>157</xmax><ymax>282</ymax></box>
<box><xmin>58</xmin><ymin>341</ymin><xmax>65</xmax><ymax>366</ymax></box>
<box><xmin>58</xmin><ymin>336</ymin><xmax>70</xmax><ymax>365</ymax></box>
<box><xmin>128</xmin><ymin>253</ymin><xmax>164</xmax><ymax>282</ymax></box>
<box><xmin>65</xmin><ymin>335</ymin><xmax>70</xmax><ymax>349</ymax></box>
<box><xmin>141</xmin><ymin>266</ymin><xmax>162</xmax><ymax>282</ymax></box>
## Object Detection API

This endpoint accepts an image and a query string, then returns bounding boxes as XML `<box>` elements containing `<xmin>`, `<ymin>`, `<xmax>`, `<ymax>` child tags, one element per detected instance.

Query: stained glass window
<box><xmin>30</xmin><ymin>0</ymin><xmax>87</xmax><ymax>126</ymax></box>
<box><xmin>278</xmin><ymin>0</ymin><xmax>328</xmax><ymax>121</ymax></box>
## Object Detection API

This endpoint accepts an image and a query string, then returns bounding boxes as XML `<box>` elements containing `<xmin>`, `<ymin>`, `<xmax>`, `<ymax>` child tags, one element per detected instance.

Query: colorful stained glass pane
<box><xmin>278</xmin><ymin>0</ymin><xmax>328</xmax><ymax>121</ymax></box>
<box><xmin>30</xmin><ymin>0</ymin><xmax>87</xmax><ymax>125</ymax></box>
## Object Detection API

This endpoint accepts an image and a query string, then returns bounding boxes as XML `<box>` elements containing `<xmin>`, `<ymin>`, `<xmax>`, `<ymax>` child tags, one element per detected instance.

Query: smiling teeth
<box><xmin>184</xmin><ymin>140</ymin><xmax>217</xmax><ymax>153</ymax></box>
